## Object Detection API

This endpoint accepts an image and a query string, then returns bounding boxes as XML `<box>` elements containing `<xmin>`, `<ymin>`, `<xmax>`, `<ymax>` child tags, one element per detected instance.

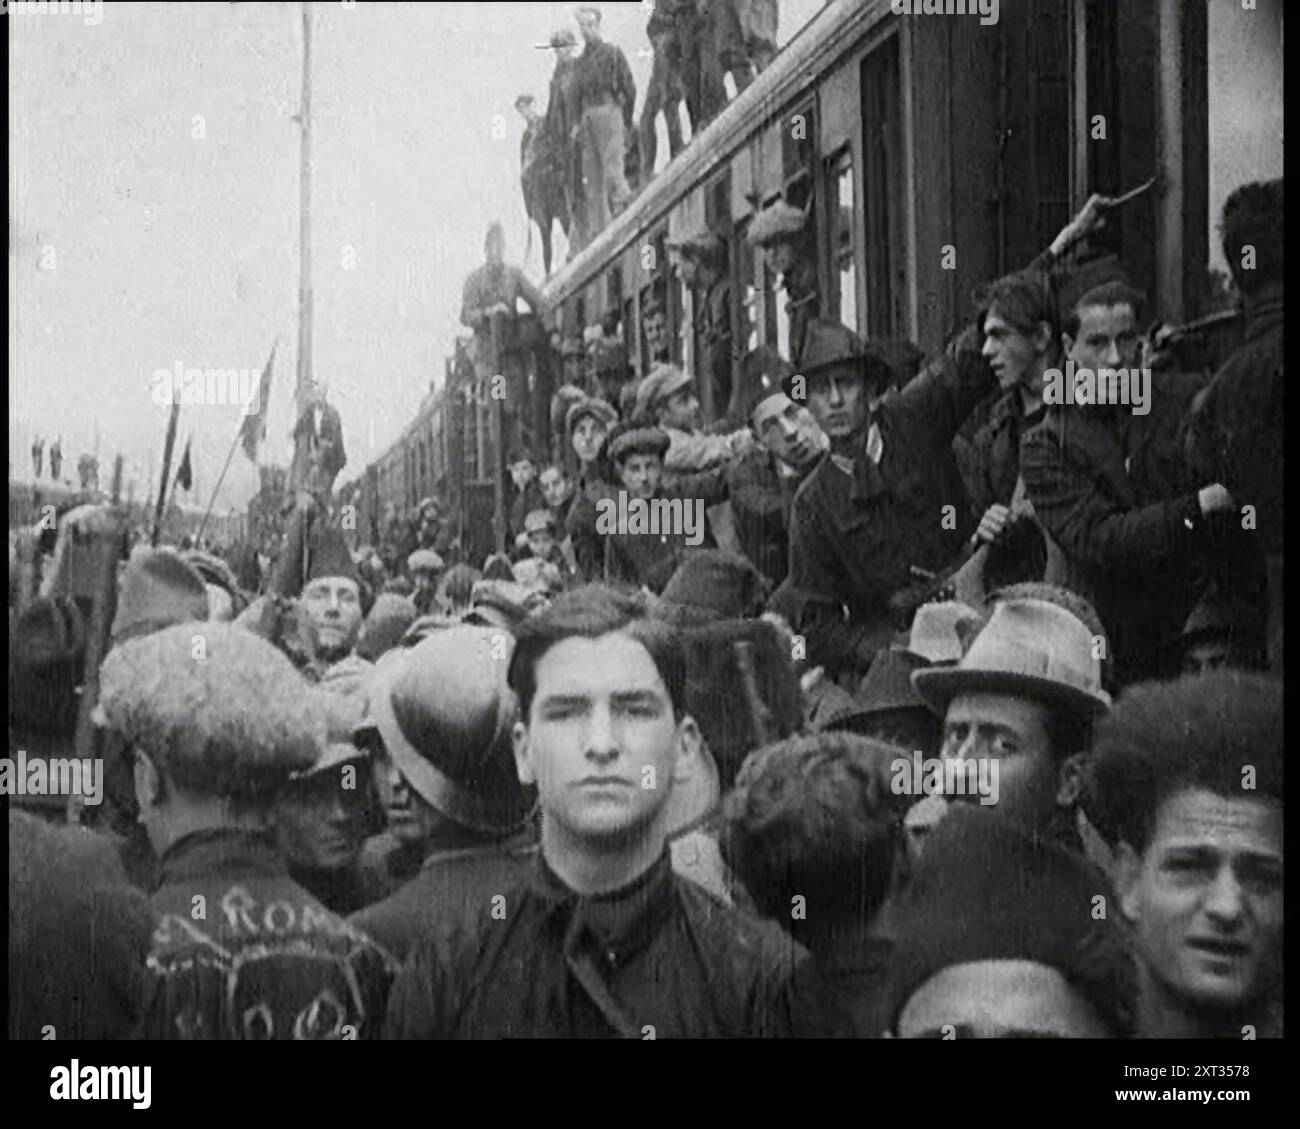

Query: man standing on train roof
<box><xmin>515</xmin><ymin>93</ymin><xmax>569</xmax><ymax>278</ymax></box>
<box><xmin>747</xmin><ymin>201</ymin><xmax>820</xmax><ymax>366</ymax></box>
<box><xmin>572</xmin><ymin>6</ymin><xmax>636</xmax><ymax>247</ymax></box>
<box><xmin>538</xmin><ymin>28</ymin><xmax>582</xmax><ymax>254</ymax></box>
<box><xmin>460</xmin><ymin>222</ymin><xmax>551</xmax><ymax>456</ymax></box>
<box><xmin>635</xmin><ymin>362</ymin><xmax>752</xmax><ymax>477</ymax></box>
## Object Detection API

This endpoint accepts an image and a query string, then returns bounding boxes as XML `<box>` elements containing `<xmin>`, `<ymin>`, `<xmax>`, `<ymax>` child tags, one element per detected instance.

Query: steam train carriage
<box><xmin>350</xmin><ymin>0</ymin><xmax>1276</xmax><ymax>560</ymax></box>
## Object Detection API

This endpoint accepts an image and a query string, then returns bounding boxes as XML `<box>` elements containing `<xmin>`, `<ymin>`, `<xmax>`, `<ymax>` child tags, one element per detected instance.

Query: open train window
<box><xmin>826</xmin><ymin>149</ymin><xmax>858</xmax><ymax>332</ymax></box>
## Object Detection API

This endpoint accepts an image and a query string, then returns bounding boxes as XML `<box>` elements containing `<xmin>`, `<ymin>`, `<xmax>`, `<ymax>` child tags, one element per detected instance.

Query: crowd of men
<box><xmin>8</xmin><ymin>170</ymin><xmax>1283</xmax><ymax>1040</ymax></box>
<box><xmin>516</xmin><ymin>2</ymin><xmax>780</xmax><ymax>274</ymax></box>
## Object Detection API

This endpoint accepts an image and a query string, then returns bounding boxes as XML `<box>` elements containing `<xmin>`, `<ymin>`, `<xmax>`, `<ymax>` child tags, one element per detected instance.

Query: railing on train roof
<box><xmin>540</xmin><ymin>0</ymin><xmax>889</xmax><ymax>306</ymax></box>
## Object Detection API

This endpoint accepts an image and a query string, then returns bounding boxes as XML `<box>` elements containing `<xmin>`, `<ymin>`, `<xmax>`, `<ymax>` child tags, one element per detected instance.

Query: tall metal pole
<box><xmin>296</xmin><ymin>2</ymin><xmax>313</xmax><ymax>411</ymax></box>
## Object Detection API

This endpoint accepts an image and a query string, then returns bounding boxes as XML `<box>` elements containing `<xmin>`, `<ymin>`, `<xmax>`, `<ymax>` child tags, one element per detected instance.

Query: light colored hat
<box><xmin>635</xmin><ymin>363</ymin><xmax>694</xmax><ymax>419</ymax></box>
<box><xmin>908</xmin><ymin>601</ymin><xmax>985</xmax><ymax>665</ymax></box>
<box><xmin>747</xmin><ymin>201</ymin><xmax>807</xmax><ymax>246</ymax></box>
<box><xmin>912</xmin><ymin>599</ymin><xmax>1111</xmax><ymax>718</ymax></box>
<box><xmin>111</xmin><ymin>547</ymin><xmax>211</xmax><ymax>644</ymax></box>
<box><xmin>607</xmin><ymin>424</ymin><xmax>670</xmax><ymax>464</ymax></box>
<box><xmin>523</xmin><ymin>509</ymin><xmax>556</xmax><ymax>535</ymax></box>
<box><xmin>407</xmin><ymin>549</ymin><xmax>445</xmax><ymax>575</ymax></box>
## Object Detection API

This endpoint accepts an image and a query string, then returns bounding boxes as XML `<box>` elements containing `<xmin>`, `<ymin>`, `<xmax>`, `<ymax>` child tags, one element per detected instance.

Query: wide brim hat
<box><xmin>650</xmin><ymin>550</ymin><xmax>767</xmax><ymax>628</ymax></box>
<box><xmin>912</xmin><ymin>598</ymin><xmax>1111</xmax><ymax>719</ymax></box>
<box><xmin>747</xmin><ymin>201</ymin><xmax>807</xmax><ymax>246</ymax></box>
<box><xmin>908</xmin><ymin>600</ymin><xmax>985</xmax><ymax>665</ymax></box>
<box><xmin>111</xmin><ymin>546</ymin><xmax>211</xmax><ymax>644</ymax></box>
<box><xmin>361</xmin><ymin>627</ymin><xmax>537</xmax><ymax>834</ymax></box>
<box><xmin>607</xmin><ymin>424</ymin><xmax>670</xmax><ymax>464</ymax></box>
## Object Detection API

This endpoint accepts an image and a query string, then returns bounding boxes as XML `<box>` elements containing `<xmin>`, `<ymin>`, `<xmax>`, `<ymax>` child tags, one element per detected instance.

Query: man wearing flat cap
<box><xmin>97</xmin><ymin>623</ymin><xmax>398</xmax><ymax>1038</ymax></box>
<box><xmin>636</xmin><ymin>361</ymin><xmax>752</xmax><ymax>477</ymax></box>
<box><xmin>601</xmin><ymin>421</ymin><xmax>730</xmax><ymax>593</ymax></box>
<box><xmin>747</xmin><ymin>200</ymin><xmax>820</xmax><ymax>365</ymax></box>
<box><xmin>350</xmin><ymin>627</ymin><xmax>539</xmax><ymax>962</ymax></box>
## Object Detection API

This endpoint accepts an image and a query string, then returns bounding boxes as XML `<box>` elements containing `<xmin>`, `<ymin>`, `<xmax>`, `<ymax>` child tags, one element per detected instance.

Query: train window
<box><xmin>828</xmin><ymin>150</ymin><xmax>858</xmax><ymax>332</ymax></box>
<box><xmin>733</xmin><ymin>224</ymin><xmax>759</xmax><ymax>357</ymax></box>
<box><xmin>861</xmin><ymin>35</ymin><xmax>903</xmax><ymax>339</ymax></box>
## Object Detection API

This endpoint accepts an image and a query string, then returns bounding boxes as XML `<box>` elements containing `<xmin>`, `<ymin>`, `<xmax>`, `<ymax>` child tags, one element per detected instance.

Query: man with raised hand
<box><xmin>386</xmin><ymin>585</ymin><xmax>807</xmax><ymax>1038</ymax></box>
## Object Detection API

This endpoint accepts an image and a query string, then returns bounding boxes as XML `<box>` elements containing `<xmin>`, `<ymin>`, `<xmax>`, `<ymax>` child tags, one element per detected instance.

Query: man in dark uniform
<box><xmin>602</xmin><ymin>423</ymin><xmax>729</xmax><ymax>593</ymax></box>
<box><xmin>349</xmin><ymin>626</ymin><xmax>538</xmax><ymax>962</ymax></box>
<box><xmin>787</xmin><ymin>318</ymin><xmax>992</xmax><ymax>678</ymax></box>
<box><xmin>747</xmin><ymin>201</ymin><xmax>820</xmax><ymax>366</ymax></box>
<box><xmin>516</xmin><ymin>93</ymin><xmax>569</xmax><ymax>278</ymax></box>
<box><xmin>96</xmin><ymin>623</ymin><xmax>398</xmax><ymax>1039</ymax></box>
<box><xmin>572</xmin><ymin>6</ymin><xmax>636</xmax><ymax>247</ymax></box>
<box><xmin>539</xmin><ymin>28</ymin><xmax>582</xmax><ymax>254</ymax></box>
<box><xmin>385</xmin><ymin>586</ymin><xmax>808</xmax><ymax>1038</ymax></box>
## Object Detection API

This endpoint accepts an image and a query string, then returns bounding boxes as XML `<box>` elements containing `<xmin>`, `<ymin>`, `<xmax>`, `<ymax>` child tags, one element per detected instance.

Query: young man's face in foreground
<box><xmin>513</xmin><ymin>631</ymin><xmax>696</xmax><ymax>843</ymax></box>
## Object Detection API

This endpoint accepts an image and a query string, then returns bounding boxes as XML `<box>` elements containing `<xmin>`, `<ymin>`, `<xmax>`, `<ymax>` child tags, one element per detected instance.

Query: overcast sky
<box><xmin>9</xmin><ymin>0</ymin><xmax>825</xmax><ymax>511</ymax></box>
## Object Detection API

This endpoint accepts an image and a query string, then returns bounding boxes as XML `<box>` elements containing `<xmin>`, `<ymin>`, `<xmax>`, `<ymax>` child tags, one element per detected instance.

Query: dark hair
<box><xmin>976</xmin><ymin>268</ymin><xmax>1058</xmax><ymax>338</ymax></box>
<box><xmin>1220</xmin><ymin>178</ymin><xmax>1283</xmax><ymax>296</ymax></box>
<box><xmin>1063</xmin><ymin>280</ymin><xmax>1146</xmax><ymax>338</ymax></box>
<box><xmin>1086</xmin><ymin>670</ymin><xmax>1282</xmax><ymax>851</ymax></box>
<box><xmin>722</xmin><ymin>733</ymin><xmax>901</xmax><ymax>942</ymax></box>
<box><xmin>507</xmin><ymin>584</ymin><xmax>686</xmax><ymax>720</ymax></box>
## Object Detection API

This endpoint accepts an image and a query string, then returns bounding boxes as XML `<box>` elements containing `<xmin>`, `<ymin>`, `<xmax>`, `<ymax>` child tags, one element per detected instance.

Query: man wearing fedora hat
<box><xmin>97</xmin><ymin>623</ymin><xmax>398</xmax><ymax>1038</ymax></box>
<box><xmin>348</xmin><ymin>627</ymin><xmax>539</xmax><ymax>963</ymax></box>
<box><xmin>385</xmin><ymin>586</ymin><xmax>806</xmax><ymax>1038</ymax></box>
<box><xmin>911</xmin><ymin>598</ymin><xmax>1109</xmax><ymax>850</ymax></box>
<box><xmin>787</xmin><ymin>316</ymin><xmax>992</xmax><ymax>678</ymax></box>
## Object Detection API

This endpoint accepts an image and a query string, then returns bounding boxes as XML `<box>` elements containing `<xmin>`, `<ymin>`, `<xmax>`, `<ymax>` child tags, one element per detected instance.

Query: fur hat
<box><xmin>651</xmin><ymin>551</ymin><xmax>768</xmax><ymax>627</ymax></box>
<box><xmin>607</xmin><ymin>424</ymin><xmax>670</xmax><ymax>465</ymax></box>
<box><xmin>747</xmin><ymin>201</ymin><xmax>807</xmax><ymax>246</ymax></box>
<box><xmin>566</xmin><ymin>395</ymin><xmax>618</xmax><ymax>439</ymax></box>
<box><xmin>360</xmin><ymin>626</ymin><xmax>536</xmax><ymax>833</ymax></box>
<box><xmin>635</xmin><ymin>363</ymin><xmax>694</xmax><ymax>420</ymax></box>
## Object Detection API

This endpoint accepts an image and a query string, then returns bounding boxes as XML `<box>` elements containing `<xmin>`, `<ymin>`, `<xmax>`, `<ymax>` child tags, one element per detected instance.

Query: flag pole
<box><xmin>197</xmin><ymin>426</ymin><xmax>243</xmax><ymax>543</ymax></box>
<box><xmin>151</xmin><ymin>400</ymin><xmax>181</xmax><ymax>547</ymax></box>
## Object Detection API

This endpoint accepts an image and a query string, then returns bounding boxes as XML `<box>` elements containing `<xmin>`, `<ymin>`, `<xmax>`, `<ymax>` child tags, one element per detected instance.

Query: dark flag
<box><xmin>240</xmin><ymin>342</ymin><xmax>277</xmax><ymax>462</ymax></box>
<box><xmin>175</xmin><ymin>439</ymin><xmax>193</xmax><ymax>492</ymax></box>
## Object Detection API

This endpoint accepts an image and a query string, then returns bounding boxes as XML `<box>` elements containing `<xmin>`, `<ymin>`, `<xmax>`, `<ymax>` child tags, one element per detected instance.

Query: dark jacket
<box><xmin>962</xmin><ymin>388</ymin><xmax>1046</xmax><ymax>516</ymax></box>
<box><xmin>385</xmin><ymin>849</ymin><xmax>809</xmax><ymax>1038</ymax></box>
<box><xmin>726</xmin><ymin>448</ymin><xmax>803</xmax><ymax>588</ymax></box>
<box><xmin>289</xmin><ymin>859</ymin><xmax>390</xmax><ymax>918</ymax></box>
<box><xmin>143</xmin><ymin>828</ymin><xmax>398</xmax><ymax>1039</ymax></box>
<box><xmin>604</xmin><ymin>467</ymin><xmax>729</xmax><ymax>593</ymax></box>
<box><xmin>1020</xmin><ymin>371</ymin><xmax>1216</xmax><ymax>686</ymax></box>
<box><xmin>574</xmin><ymin>39</ymin><xmax>637</xmax><ymax>125</ymax></box>
<box><xmin>788</xmin><ymin>325</ymin><xmax>993</xmax><ymax>673</ymax></box>
<box><xmin>1187</xmin><ymin>285</ymin><xmax>1283</xmax><ymax>668</ymax></box>
<box><xmin>349</xmin><ymin>830</ymin><xmax>538</xmax><ymax>964</ymax></box>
